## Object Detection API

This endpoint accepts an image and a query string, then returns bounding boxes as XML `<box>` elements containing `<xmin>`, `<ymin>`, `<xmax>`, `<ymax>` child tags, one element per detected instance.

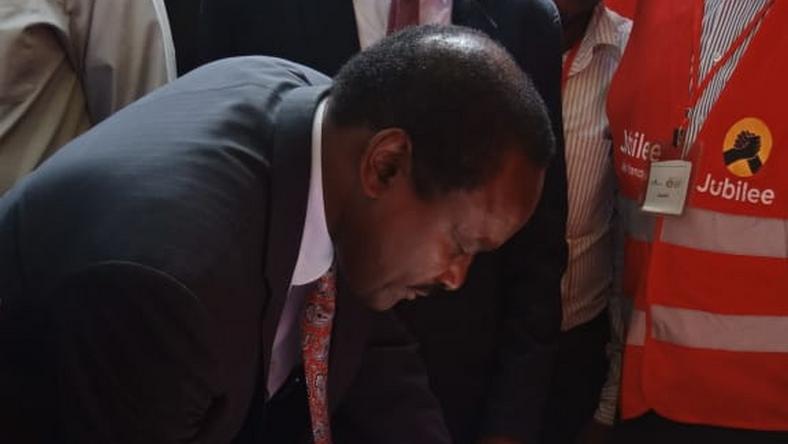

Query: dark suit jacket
<box><xmin>0</xmin><ymin>57</ymin><xmax>449</xmax><ymax>444</ymax></box>
<box><xmin>199</xmin><ymin>2</ymin><xmax>568</xmax><ymax>442</ymax></box>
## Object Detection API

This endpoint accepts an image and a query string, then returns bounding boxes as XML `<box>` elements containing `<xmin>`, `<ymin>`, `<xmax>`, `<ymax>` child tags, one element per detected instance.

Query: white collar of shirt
<box><xmin>566</xmin><ymin>4</ymin><xmax>632</xmax><ymax>78</ymax></box>
<box><xmin>290</xmin><ymin>99</ymin><xmax>333</xmax><ymax>286</ymax></box>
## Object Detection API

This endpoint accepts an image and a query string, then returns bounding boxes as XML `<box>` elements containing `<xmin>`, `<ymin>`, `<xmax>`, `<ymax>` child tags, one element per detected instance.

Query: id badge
<box><xmin>641</xmin><ymin>160</ymin><xmax>692</xmax><ymax>216</ymax></box>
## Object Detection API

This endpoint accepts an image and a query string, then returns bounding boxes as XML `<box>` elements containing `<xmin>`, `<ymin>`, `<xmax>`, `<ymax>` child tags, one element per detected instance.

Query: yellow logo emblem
<box><xmin>722</xmin><ymin>117</ymin><xmax>772</xmax><ymax>177</ymax></box>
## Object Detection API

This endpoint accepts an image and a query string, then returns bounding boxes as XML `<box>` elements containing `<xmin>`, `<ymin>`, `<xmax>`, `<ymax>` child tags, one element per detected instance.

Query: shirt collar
<box><xmin>290</xmin><ymin>98</ymin><xmax>334</xmax><ymax>286</ymax></box>
<box><xmin>567</xmin><ymin>4</ymin><xmax>632</xmax><ymax>77</ymax></box>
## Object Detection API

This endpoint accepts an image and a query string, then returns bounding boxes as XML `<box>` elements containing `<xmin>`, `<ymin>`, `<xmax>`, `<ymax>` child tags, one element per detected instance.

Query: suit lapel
<box><xmin>261</xmin><ymin>84</ymin><xmax>331</xmax><ymax>399</ymax></box>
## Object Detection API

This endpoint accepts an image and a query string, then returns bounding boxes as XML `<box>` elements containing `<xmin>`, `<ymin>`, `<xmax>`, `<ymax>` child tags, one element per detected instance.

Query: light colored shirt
<box><xmin>352</xmin><ymin>0</ymin><xmax>453</xmax><ymax>49</ymax></box>
<box><xmin>600</xmin><ymin>0</ymin><xmax>769</xmax><ymax>425</ymax></box>
<box><xmin>561</xmin><ymin>4</ymin><xmax>631</xmax><ymax>332</ymax></box>
<box><xmin>267</xmin><ymin>99</ymin><xmax>334</xmax><ymax>396</ymax></box>
<box><xmin>0</xmin><ymin>0</ymin><xmax>176</xmax><ymax>195</ymax></box>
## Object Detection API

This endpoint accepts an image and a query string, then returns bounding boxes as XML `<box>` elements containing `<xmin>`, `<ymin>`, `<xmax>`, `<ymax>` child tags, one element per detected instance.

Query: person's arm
<box><xmin>66</xmin><ymin>0</ymin><xmax>177</xmax><ymax>124</ymax></box>
<box><xmin>48</xmin><ymin>262</ymin><xmax>219</xmax><ymax>443</ymax></box>
<box><xmin>332</xmin><ymin>310</ymin><xmax>451</xmax><ymax>444</ymax></box>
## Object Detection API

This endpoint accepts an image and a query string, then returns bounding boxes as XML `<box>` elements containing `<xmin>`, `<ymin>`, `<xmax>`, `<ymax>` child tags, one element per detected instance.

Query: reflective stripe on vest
<box><xmin>651</xmin><ymin>305</ymin><xmax>788</xmax><ymax>353</ymax></box>
<box><xmin>628</xmin><ymin>306</ymin><xmax>788</xmax><ymax>352</ymax></box>
<box><xmin>661</xmin><ymin>207</ymin><xmax>787</xmax><ymax>258</ymax></box>
<box><xmin>619</xmin><ymin>192</ymin><xmax>787</xmax><ymax>259</ymax></box>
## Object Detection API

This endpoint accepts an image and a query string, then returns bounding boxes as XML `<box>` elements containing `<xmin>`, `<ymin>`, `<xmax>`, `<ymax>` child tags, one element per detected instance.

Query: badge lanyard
<box><xmin>643</xmin><ymin>0</ymin><xmax>774</xmax><ymax>216</ymax></box>
<box><xmin>673</xmin><ymin>0</ymin><xmax>775</xmax><ymax>154</ymax></box>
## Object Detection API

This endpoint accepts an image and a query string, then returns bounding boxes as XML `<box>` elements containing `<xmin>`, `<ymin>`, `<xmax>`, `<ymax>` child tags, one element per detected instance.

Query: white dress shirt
<box><xmin>267</xmin><ymin>99</ymin><xmax>334</xmax><ymax>395</ymax></box>
<box><xmin>352</xmin><ymin>0</ymin><xmax>453</xmax><ymax>49</ymax></box>
<box><xmin>0</xmin><ymin>0</ymin><xmax>176</xmax><ymax>194</ymax></box>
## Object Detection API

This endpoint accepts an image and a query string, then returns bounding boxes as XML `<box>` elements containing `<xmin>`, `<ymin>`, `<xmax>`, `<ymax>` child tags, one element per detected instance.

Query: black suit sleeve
<box><xmin>480</xmin><ymin>0</ymin><xmax>568</xmax><ymax>441</ymax></box>
<box><xmin>45</xmin><ymin>262</ymin><xmax>220</xmax><ymax>443</ymax></box>
<box><xmin>332</xmin><ymin>311</ymin><xmax>451</xmax><ymax>444</ymax></box>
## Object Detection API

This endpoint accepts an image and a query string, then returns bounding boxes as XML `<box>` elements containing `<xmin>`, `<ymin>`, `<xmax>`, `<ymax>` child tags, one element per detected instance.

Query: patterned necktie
<box><xmin>301</xmin><ymin>268</ymin><xmax>337</xmax><ymax>444</ymax></box>
<box><xmin>387</xmin><ymin>0</ymin><xmax>420</xmax><ymax>34</ymax></box>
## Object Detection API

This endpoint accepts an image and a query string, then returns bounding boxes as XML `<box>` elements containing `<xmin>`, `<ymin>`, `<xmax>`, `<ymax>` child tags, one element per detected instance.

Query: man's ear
<box><xmin>359</xmin><ymin>128</ymin><xmax>412</xmax><ymax>198</ymax></box>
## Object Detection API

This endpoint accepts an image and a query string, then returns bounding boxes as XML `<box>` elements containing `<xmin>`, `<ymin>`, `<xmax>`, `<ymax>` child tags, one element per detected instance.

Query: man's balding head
<box><xmin>329</xmin><ymin>25</ymin><xmax>554</xmax><ymax>198</ymax></box>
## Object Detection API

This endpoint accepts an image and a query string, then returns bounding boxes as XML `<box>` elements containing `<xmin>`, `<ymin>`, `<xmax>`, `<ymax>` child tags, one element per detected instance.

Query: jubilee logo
<box><xmin>696</xmin><ymin>117</ymin><xmax>776</xmax><ymax>206</ymax></box>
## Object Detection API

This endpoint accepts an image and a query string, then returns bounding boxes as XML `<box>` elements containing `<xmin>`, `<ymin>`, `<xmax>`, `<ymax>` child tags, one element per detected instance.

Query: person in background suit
<box><xmin>199</xmin><ymin>2</ymin><xmax>568</xmax><ymax>443</ymax></box>
<box><xmin>0</xmin><ymin>26</ymin><xmax>555</xmax><ymax>444</ymax></box>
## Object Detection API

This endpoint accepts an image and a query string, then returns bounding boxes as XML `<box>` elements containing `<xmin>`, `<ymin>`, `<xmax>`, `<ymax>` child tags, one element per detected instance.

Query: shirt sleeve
<box><xmin>66</xmin><ymin>0</ymin><xmax>177</xmax><ymax>123</ymax></box>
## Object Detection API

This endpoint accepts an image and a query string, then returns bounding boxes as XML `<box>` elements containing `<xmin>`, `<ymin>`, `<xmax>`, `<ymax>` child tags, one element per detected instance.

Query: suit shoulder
<box><xmin>170</xmin><ymin>56</ymin><xmax>332</xmax><ymax>95</ymax></box>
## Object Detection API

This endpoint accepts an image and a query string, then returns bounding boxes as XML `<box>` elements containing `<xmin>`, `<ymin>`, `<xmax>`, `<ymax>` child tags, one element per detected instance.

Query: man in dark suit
<box><xmin>0</xmin><ymin>26</ymin><xmax>554</xmax><ymax>444</ymax></box>
<box><xmin>200</xmin><ymin>1</ymin><xmax>567</xmax><ymax>443</ymax></box>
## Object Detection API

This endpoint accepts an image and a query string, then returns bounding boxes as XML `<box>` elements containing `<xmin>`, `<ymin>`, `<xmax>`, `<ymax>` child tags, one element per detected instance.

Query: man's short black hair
<box><xmin>329</xmin><ymin>25</ymin><xmax>554</xmax><ymax>198</ymax></box>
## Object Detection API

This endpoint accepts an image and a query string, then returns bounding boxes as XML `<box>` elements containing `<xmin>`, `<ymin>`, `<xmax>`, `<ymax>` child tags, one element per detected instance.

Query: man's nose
<box><xmin>438</xmin><ymin>254</ymin><xmax>473</xmax><ymax>291</ymax></box>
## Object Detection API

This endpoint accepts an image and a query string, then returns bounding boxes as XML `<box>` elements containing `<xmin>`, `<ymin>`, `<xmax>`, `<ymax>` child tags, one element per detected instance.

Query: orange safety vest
<box><xmin>608</xmin><ymin>0</ymin><xmax>788</xmax><ymax>431</ymax></box>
